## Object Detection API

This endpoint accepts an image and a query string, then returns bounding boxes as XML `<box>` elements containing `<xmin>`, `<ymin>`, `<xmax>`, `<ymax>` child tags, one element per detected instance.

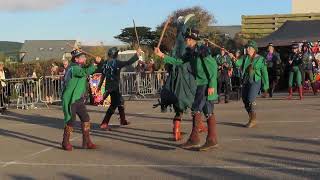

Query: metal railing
<box><xmin>0</xmin><ymin>71</ymin><xmax>168</xmax><ymax>109</ymax></box>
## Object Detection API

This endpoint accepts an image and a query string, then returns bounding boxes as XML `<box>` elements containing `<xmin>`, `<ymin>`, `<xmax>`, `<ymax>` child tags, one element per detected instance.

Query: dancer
<box><xmin>62</xmin><ymin>49</ymin><xmax>101</xmax><ymax>151</ymax></box>
<box><xmin>98</xmin><ymin>47</ymin><xmax>142</xmax><ymax>130</ymax></box>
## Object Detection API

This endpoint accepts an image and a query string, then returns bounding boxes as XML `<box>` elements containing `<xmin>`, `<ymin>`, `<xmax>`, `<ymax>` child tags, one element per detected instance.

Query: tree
<box><xmin>155</xmin><ymin>6</ymin><xmax>216</xmax><ymax>52</ymax></box>
<box><xmin>114</xmin><ymin>26</ymin><xmax>157</xmax><ymax>47</ymax></box>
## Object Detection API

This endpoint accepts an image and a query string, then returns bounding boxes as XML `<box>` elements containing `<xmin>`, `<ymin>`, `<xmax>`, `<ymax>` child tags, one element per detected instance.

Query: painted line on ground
<box><xmin>0</xmin><ymin>162</ymin><xmax>319</xmax><ymax>171</ymax></box>
<box><xmin>1</xmin><ymin>135</ymin><xmax>81</xmax><ymax>168</ymax></box>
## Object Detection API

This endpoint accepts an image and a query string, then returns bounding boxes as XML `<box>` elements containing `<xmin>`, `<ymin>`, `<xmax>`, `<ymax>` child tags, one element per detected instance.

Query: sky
<box><xmin>0</xmin><ymin>0</ymin><xmax>291</xmax><ymax>45</ymax></box>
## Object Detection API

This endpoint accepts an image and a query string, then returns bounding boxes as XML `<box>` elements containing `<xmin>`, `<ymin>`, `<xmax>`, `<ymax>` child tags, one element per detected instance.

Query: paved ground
<box><xmin>0</xmin><ymin>94</ymin><xmax>320</xmax><ymax>180</ymax></box>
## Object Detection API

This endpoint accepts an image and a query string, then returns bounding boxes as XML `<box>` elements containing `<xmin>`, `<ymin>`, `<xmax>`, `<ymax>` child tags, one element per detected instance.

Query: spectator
<box><xmin>45</xmin><ymin>63</ymin><xmax>60</xmax><ymax>104</ymax></box>
<box><xmin>0</xmin><ymin>62</ymin><xmax>11</xmax><ymax>113</ymax></box>
<box><xmin>146</xmin><ymin>59</ymin><xmax>155</xmax><ymax>73</ymax></box>
<box><xmin>59</xmin><ymin>60</ymin><xmax>69</xmax><ymax>76</ymax></box>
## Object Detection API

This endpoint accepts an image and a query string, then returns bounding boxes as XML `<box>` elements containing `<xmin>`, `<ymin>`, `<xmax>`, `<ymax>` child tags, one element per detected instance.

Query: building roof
<box><xmin>209</xmin><ymin>25</ymin><xmax>241</xmax><ymax>38</ymax></box>
<box><xmin>21</xmin><ymin>40</ymin><xmax>76</xmax><ymax>61</ymax></box>
<box><xmin>0</xmin><ymin>41</ymin><xmax>23</xmax><ymax>54</ymax></box>
<box><xmin>256</xmin><ymin>20</ymin><xmax>320</xmax><ymax>47</ymax></box>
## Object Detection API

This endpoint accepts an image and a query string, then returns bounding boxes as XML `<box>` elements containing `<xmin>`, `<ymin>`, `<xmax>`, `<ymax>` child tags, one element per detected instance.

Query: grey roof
<box><xmin>256</xmin><ymin>20</ymin><xmax>320</xmax><ymax>47</ymax></box>
<box><xmin>21</xmin><ymin>40</ymin><xmax>76</xmax><ymax>61</ymax></box>
<box><xmin>209</xmin><ymin>25</ymin><xmax>241</xmax><ymax>38</ymax></box>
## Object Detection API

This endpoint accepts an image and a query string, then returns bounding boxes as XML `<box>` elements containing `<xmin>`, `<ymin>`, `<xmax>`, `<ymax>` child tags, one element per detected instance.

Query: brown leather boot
<box><xmin>199</xmin><ymin>114</ymin><xmax>219</xmax><ymax>151</ymax></box>
<box><xmin>62</xmin><ymin>125</ymin><xmax>73</xmax><ymax>151</ymax></box>
<box><xmin>173</xmin><ymin>117</ymin><xmax>182</xmax><ymax>141</ymax></box>
<box><xmin>198</xmin><ymin>115</ymin><xmax>208</xmax><ymax>133</ymax></box>
<box><xmin>180</xmin><ymin>113</ymin><xmax>202</xmax><ymax>149</ymax></box>
<box><xmin>311</xmin><ymin>83</ymin><xmax>317</xmax><ymax>96</ymax></box>
<box><xmin>81</xmin><ymin>122</ymin><xmax>97</xmax><ymax>149</ymax></box>
<box><xmin>286</xmin><ymin>88</ymin><xmax>293</xmax><ymax>100</ymax></box>
<box><xmin>246</xmin><ymin>112</ymin><xmax>257</xmax><ymax>128</ymax></box>
<box><xmin>298</xmin><ymin>86</ymin><xmax>303</xmax><ymax>100</ymax></box>
<box><xmin>118</xmin><ymin>106</ymin><xmax>130</xmax><ymax>126</ymax></box>
<box><xmin>100</xmin><ymin>113</ymin><xmax>112</xmax><ymax>130</ymax></box>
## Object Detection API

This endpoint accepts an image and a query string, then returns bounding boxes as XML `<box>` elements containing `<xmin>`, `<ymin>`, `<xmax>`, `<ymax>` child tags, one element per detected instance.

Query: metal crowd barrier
<box><xmin>38</xmin><ymin>75</ymin><xmax>64</xmax><ymax>105</ymax></box>
<box><xmin>0</xmin><ymin>71</ymin><xmax>167</xmax><ymax>110</ymax></box>
<box><xmin>120</xmin><ymin>71</ymin><xmax>168</xmax><ymax>99</ymax></box>
<box><xmin>1</xmin><ymin>78</ymin><xmax>39</xmax><ymax>109</ymax></box>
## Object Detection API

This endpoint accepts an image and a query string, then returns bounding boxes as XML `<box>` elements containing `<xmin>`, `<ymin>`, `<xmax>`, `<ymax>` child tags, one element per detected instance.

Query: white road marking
<box><xmin>1</xmin><ymin>135</ymin><xmax>81</xmax><ymax>168</ymax></box>
<box><xmin>0</xmin><ymin>162</ymin><xmax>319</xmax><ymax>171</ymax></box>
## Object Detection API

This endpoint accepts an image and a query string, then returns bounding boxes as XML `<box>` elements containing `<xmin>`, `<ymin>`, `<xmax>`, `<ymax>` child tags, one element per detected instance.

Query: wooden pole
<box><xmin>204</xmin><ymin>38</ymin><xmax>233</xmax><ymax>55</ymax></box>
<box><xmin>133</xmin><ymin>19</ymin><xmax>140</xmax><ymax>48</ymax></box>
<box><xmin>157</xmin><ymin>17</ymin><xmax>172</xmax><ymax>49</ymax></box>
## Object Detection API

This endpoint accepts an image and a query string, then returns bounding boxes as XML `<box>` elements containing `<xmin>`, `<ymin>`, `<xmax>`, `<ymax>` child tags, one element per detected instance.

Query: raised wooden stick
<box><xmin>204</xmin><ymin>38</ymin><xmax>232</xmax><ymax>55</ymax></box>
<box><xmin>133</xmin><ymin>19</ymin><xmax>140</xmax><ymax>48</ymax></box>
<box><xmin>66</xmin><ymin>43</ymin><xmax>97</xmax><ymax>58</ymax></box>
<box><xmin>157</xmin><ymin>17</ymin><xmax>172</xmax><ymax>49</ymax></box>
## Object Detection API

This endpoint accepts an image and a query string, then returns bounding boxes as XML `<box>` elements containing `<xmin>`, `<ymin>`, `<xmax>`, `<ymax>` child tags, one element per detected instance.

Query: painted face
<box><xmin>246</xmin><ymin>46</ymin><xmax>256</xmax><ymax>56</ymax></box>
<box><xmin>63</xmin><ymin>61</ymin><xmax>69</xmax><ymax>68</ymax></box>
<box><xmin>268</xmin><ymin>46</ymin><xmax>274</xmax><ymax>53</ymax></box>
<box><xmin>185</xmin><ymin>38</ymin><xmax>196</xmax><ymax>48</ymax></box>
<box><xmin>235</xmin><ymin>52</ymin><xmax>241</xmax><ymax>58</ymax></box>
<box><xmin>76</xmin><ymin>55</ymin><xmax>86</xmax><ymax>65</ymax></box>
<box><xmin>221</xmin><ymin>49</ymin><xmax>225</xmax><ymax>55</ymax></box>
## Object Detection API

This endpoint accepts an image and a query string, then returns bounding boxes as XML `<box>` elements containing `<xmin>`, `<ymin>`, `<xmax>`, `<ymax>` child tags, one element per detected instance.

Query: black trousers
<box><xmin>104</xmin><ymin>90</ymin><xmax>125</xmax><ymax>116</ymax></box>
<box><xmin>218</xmin><ymin>75</ymin><xmax>231</xmax><ymax>100</ymax></box>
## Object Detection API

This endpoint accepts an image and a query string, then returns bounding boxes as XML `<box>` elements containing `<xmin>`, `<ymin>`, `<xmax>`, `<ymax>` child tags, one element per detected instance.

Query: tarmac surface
<box><xmin>0</xmin><ymin>94</ymin><xmax>320</xmax><ymax>180</ymax></box>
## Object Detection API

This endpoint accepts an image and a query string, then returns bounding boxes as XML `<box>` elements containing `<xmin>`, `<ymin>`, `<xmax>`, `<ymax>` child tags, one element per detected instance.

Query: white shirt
<box><xmin>0</xmin><ymin>70</ymin><xmax>6</xmax><ymax>87</ymax></box>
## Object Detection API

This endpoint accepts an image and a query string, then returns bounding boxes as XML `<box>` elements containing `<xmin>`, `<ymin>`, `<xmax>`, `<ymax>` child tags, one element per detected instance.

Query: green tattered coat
<box><xmin>234</xmin><ymin>55</ymin><xmax>269</xmax><ymax>91</ymax></box>
<box><xmin>62</xmin><ymin>63</ymin><xmax>97</xmax><ymax>124</ymax></box>
<box><xmin>163</xmin><ymin>52</ymin><xmax>218</xmax><ymax>101</ymax></box>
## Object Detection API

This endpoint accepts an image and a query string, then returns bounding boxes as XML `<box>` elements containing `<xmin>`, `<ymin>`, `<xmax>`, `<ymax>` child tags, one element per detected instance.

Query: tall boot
<box><xmin>286</xmin><ymin>88</ymin><xmax>293</xmax><ymax>100</ymax></box>
<box><xmin>180</xmin><ymin>113</ymin><xmax>202</xmax><ymax>149</ymax></box>
<box><xmin>199</xmin><ymin>114</ymin><xmax>219</xmax><ymax>151</ymax></box>
<box><xmin>173</xmin><ymin>117</ymin><xmax>182</xmax><ymax>141</ymax></box>
<box><xmin>62</xmin><ymin>125</ymin><xmax>73</xmax><ymax>151</ymax></box>
<box><xmin>298</xmin><ymin>86</ymin><xmax>303</xmax><ymax>100</ymax></box>
<box><xmin>225</xmin><ymin>95</ymin><xmax>229</xmax><ymax>103</ymax></box>
<box><xmin>118</xmin><ymin>106</ymin><xmax>130</xmax><ymax>126</ymax></box>
<box><xmin>311</xmin><ymin>83</ymin><xmax>318</xmax><ymax>95</ymax></box>
<box><xmin>100</xmin><ymin>109</ymin><xmax>113</xmax><ymax>130</ymax></box>
<box><xmin>245</xmin><ymin>112</ymin><xmax>257</xmax><ymax>128</ymax></box>
<box><xmin>81</xmin><ymin>122</ymin><xmax>97</xmax><ymax>149</ymax></box>
<box><xmin>198</xmin><ymin>116</ymin><xmax>208</xmax><ymax>133</ymax></box>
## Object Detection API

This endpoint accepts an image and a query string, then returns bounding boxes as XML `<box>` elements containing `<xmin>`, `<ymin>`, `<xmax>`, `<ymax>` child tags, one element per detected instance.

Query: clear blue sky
<box><xmin>0</xmin><ymin>0</ymin><xmax>291</xmax><ymax>45</ymax></box>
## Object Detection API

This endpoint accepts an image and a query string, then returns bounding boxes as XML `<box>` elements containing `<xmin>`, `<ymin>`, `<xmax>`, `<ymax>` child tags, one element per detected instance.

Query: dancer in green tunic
<box><xmin>61</xmin><ymin>49</ymin><xmax>101</xmax><ymax>151</ymax></box>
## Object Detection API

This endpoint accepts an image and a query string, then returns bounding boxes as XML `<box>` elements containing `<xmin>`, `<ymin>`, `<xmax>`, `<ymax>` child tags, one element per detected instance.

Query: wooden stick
<box><xmin>157</xmin><ymin>17</ymin><xmax>172</xmax><ymax>49</ymax></box>
<box><xmin>204</xmin><ymin>38</ymin><xmax>232</xmax><ymax>55</ymax></box>
<box><xmin>133</xmin><ymin>19</ymin><xmax>140</xmax><ymax>48</ymax></box>
<box><xmin>66</xmin><ymin>43</ymin><xmax>97</xmax><ymax>58</ymax></box>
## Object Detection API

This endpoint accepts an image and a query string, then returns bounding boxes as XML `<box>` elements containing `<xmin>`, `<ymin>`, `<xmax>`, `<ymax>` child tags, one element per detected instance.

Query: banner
<box><xmin>89</xmin><ymin>73</ymin><xmax>110</xmax><ymax>106</ymax></box>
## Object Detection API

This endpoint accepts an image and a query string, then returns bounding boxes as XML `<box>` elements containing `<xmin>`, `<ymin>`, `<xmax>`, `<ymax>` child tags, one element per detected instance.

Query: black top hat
<box><xmin>184</xmin><ymin>28</ymin><xmax>200</xmax><ymax>41</ymax></box>
<box><xmin>71</xmin><ymin>49</ymin><xmax>85</xmax><ymax>59</ymax></box>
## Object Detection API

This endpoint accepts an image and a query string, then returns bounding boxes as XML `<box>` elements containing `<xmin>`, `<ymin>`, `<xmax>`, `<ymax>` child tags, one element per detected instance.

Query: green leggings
<box><xmin>288</xmin><ymin>67</ymin><xmax>302</xmax><ymax>87</ymax></box>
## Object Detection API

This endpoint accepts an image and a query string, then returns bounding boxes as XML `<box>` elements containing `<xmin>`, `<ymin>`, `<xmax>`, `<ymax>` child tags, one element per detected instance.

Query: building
<box><xmin>209</xmin><ymin>26</ymin><xmax>241</xmax><ymax>39</ymax></box>
<box><xmin>20</xmin><ymin>40</ymin><xmax>76</xmax><ymax>62</ymax></box>
<box><xmin>292</xmin><ymin>0</ymin><xmax>320</xmax><ymax>14</ymax></box>
<box><xmin>0</xmin><ymin>41</ymin><xmax>23</xmax><ymax>62</ymax></box>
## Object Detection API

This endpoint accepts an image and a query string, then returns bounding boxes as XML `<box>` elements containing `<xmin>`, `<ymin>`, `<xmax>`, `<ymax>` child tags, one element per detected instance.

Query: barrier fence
<box><xmin>0</xmin><ymin>71</ymin><xmax>168</xmax><ymax>109</ymax></box>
